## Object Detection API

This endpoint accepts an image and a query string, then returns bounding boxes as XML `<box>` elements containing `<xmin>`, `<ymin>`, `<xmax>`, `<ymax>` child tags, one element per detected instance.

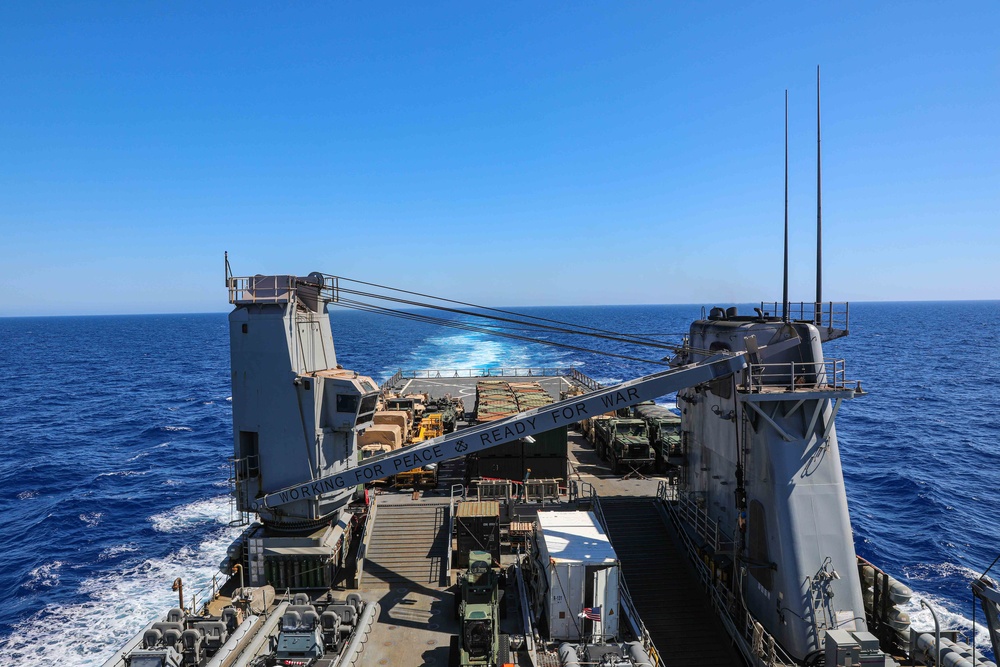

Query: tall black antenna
<box><xmin>816</xmin><ymin>65</ymin><xmax>823</xmax><ymax>322</ymax></box>
<box><xmin>783</xmin><ymin>89</ymin><xmax>789</xmax><ymax>323</ymax></box>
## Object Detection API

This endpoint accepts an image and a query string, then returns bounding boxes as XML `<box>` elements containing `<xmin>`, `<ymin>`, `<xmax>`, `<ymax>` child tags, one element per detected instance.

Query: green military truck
<box><xmin>452</xmin><ymin>551</ymin><xmax>509</xmax><ymax>666</ymax></box>
<box><xmin>633</xmin><ymin>402</ymin><xmax>683</xmax><ymax>473</ymax></box>
<box><xmin>593</xmin><ymin>418</ymin><xmax>654</xmax><ymax>474</ymax></box>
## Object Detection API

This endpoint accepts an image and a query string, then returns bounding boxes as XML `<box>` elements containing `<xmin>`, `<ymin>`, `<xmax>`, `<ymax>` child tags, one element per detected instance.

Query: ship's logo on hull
<box><xmin>455</xmin><ymin>440</ymin><xmax>468</xmax><ymax>452</ymax></box>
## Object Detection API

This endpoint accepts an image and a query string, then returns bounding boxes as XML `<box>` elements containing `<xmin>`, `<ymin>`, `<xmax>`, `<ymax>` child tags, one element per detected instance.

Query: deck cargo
<box><xmin>471</xmin><ymin>380</ymin><xmax>568</xmax><ymax>482</ymax></box>
<box><xmin>455</xmin><ymin>500</ymin><xmax>501</xmax><ymax>568</ymax></box>
<box><xmin>534</xmin><ymin>511</ymin><xmax>620</xmax><ymax>642</ymax></box>
<box><xmin>358</xmin><ymin>424</ymin><xmax>403</xmax><ymax>454</ymax></box>
<box><xmin>372</xmin><ymin>410</ymin><xmax>410</xmax><ymax>434</ymax></box>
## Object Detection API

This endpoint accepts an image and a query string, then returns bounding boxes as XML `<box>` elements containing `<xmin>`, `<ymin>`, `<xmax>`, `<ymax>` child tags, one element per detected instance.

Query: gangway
<box><xmin>599</xmin><ymin>497</ymin><xmax>742</xmax><ymax>667</ymax></box>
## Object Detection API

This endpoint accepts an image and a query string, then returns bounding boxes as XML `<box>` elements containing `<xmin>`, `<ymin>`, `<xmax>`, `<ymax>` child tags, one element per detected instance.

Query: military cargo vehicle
<box><xmin>593</xmin><ymin>418</ymin><xmax>654</xmax><ymax>474</ymax></box>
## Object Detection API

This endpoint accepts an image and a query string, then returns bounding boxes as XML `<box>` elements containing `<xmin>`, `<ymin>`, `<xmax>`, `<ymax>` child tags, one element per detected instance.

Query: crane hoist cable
<box><xmin>332</xmin><ymin>299</ymin><xmax>676</xmax><ymax>366</ymax></box>
<box><xmin>331</xmin><ymin>275</ymin><xmax>681</xmax><ymax>349</ymax></box>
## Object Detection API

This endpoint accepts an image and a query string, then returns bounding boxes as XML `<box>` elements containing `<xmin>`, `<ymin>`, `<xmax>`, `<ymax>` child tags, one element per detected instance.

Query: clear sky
<box><xmin>1</xmin><ymin>3</ymin><xmax>997</xmax><ymax>316</ymax></box>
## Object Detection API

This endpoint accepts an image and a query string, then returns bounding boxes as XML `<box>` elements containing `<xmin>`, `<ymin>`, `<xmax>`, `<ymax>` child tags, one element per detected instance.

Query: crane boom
<box><xmin>255</xmin><ymin>351</ymin><xmax>748</xmax><ymax>511</ymax></box>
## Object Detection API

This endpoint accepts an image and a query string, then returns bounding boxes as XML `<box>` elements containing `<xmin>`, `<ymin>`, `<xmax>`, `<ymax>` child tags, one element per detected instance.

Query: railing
<box><xmin>571</xmin><ymin>368</ymin><xmax>603</xmax><ymax>391</ymax></box>
<box><xmin>447</xmin><ymin>483</ymin><xmax>465</xmax><ymax>581</ymax></box>
<box><xmin>760</xmin><ymin>300</ymin><xmax>849</xmax><ymax>332</ymax></box>
<box><xmin>656</xmin><ymin>480</ymin><xmax>679</xmax><ymax>502</ymax></box>
<box><xmin>395</xmin><ymin>367</ymin><xmax>573</xmax><ymax>379</ymax></box>
<box><xmin>382</xmin><ymin>367</ymin><xmax>604</xmax><ymax>387</ymax></box>
<box><xmin>670</xmin><ymin>488</ymin><xmax>736</xmax><ymax>555</ymax></box>
<box><xmin>227</xmin><ymin>456</ymin><xmax>255</xmax><ymax>527</ymax></box>
<box><xmin>742</xmin><ymin>358</ymin><xmax>851</xmax><ymax>393</ymax></box>
<box><xmin>380</xmin><ymin>370</ymin><xmax>403</xmax><ymax>393</ymax></box>
<box><xmin>658</xmin><ymin>485</ymin><xmax>796</xmax><ymax>667</ymax></box>
<box><xmin>354</xmin><ymin>491</ymin><xmax>379</xmax><ymax>589</ymax></box>
<box><xmin>228</xmin><ymin>274</ymin><xmax>339</xmax><ymax>305</ymax></box>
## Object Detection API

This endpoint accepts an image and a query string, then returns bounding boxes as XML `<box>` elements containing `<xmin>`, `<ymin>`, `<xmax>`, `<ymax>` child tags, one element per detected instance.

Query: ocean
<box><xmin>0</xmin><ymin>301</ymin><xmax>998</xmax><ymax>665</ymax></box>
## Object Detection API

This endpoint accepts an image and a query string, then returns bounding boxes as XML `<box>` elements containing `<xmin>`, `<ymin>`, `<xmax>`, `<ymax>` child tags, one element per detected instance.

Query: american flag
<box><xmin>583</xmin><ymin>606</ymin><xmax>602</xmax><ymax>622</ymax></box>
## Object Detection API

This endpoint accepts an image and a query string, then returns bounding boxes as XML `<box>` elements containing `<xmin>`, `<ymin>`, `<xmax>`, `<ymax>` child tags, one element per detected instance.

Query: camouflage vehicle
<box><xmin>633</xmin><ymin>403</ymin><xmax>683</xmax><ymax>472</ymax></box>
<box><xmin>452</xmin><ymin>551</ymin><xmax>508</xmax><ymax>666</ymax></box>
<box><xmin>593</xmin><ymin>418</ymin><xmax>654</xmax><ymax>474</ymax></box>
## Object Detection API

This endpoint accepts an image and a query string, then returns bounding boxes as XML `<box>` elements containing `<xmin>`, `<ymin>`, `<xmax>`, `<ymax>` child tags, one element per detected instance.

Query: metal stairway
<box><xmin>599</xmin><ymin>497</ymin><xmax>741</xmax><ymax>667</ymax></box>
<box><xmin>363</xmin><ymin>503</ymin><xmax>449</xmax><ymax>587</ymax></box>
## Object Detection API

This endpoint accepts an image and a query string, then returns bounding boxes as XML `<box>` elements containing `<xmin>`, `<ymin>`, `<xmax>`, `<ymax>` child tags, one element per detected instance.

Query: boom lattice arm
<box><xmin>256</xmin><ymin>352</ymin><xmax>747</xmax><ymax>510</ymax></box>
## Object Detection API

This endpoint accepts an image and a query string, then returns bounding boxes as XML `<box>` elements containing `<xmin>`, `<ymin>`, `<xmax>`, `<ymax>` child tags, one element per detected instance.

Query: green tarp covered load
<box><xmin>474</xmin><ymin>380</ymin><xmax>555</xmax><ymax>422</ymax></box>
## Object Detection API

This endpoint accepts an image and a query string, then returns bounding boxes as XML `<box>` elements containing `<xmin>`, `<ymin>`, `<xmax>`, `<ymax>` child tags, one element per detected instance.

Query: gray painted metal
<box><xmin>229</xmin><ymin>277</ymin><xmax>379</xmax><ymax>526</ymax></box>
<box><xmin>678</xmin><ymin>317</ymin><xmax>867</xmax><ymax>662</ymax></box>
<box><xmin>257</xmin><ymin>353</ymin><xmax>747</xmax><ymax>509</ymax></box>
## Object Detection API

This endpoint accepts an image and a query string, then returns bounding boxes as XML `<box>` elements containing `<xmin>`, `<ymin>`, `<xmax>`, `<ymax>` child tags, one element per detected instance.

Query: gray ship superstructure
<box><xmin>675</xmin><ymin>306</ymin><xmax>870</xmax><ymax>663</ymax></box>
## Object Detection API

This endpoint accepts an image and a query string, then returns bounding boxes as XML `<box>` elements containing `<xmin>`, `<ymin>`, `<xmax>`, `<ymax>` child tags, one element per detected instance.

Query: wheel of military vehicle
<box><xmin>498</xmin><ymin>634</ymin><xmax>510</xmax><ymax>664</ymax></box>
<box><xmin>449</xmin><ymin>634</ymin><xmax>459</xmax><ymax>666</ymax></box>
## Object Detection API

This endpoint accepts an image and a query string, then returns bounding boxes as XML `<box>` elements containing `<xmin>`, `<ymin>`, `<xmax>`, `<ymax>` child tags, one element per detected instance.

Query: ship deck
<box><xmin>365</xmin><ymin>369</ymin><xmax>740</xmax><ymax>666</ymax></box>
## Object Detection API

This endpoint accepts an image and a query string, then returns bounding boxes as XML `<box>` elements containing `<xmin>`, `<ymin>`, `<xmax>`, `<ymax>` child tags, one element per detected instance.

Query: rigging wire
<box><xmin>331</xmin><ymin>275</ymin><xmax>682</xmax><ymax>349</ymax></box>
<box><xmin>334</xmin><ymin>284</ymin><xmax>682</xmax><ymax>352</ymax></box>
<box><xmin>331</xmin><ymin>293</ymin><xmax>722</xmax><ymax>362</ymax></box>
<box><xmin>302</xmin><ymin>274</ymin><xmax>726</xmax><ymax>362</ymax></box>
<box><xmin>331</xmin><ymin>298</ymin><xmax>674</xmax><ymax>366</ymax></box>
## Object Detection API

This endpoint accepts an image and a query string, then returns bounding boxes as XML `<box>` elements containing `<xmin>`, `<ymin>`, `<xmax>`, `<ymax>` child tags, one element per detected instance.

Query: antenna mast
<box><xmin>783</xmin><ymin>89</ymin><xmax>789</xmax><ymax>323</ymax></box>
<box><xmin>816</xmin><ymin>66</ymin><xmax>823</xmax><ymax>323</ymax></box>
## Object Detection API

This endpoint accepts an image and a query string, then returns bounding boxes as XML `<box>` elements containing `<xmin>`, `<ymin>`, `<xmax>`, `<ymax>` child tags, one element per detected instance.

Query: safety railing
<box><xmin>760</xmin><ymin>301</ymin><xmax>849</xmax><ymax>332</ymax></box>
<box><xmin>381</xmin><ymin>367</ymin><xmax>604</xmax><ymax>387</ymax></box>
<box><xmin>228</xmin><ymin>456</ymin><xmax>256</xmax><ymax>527</ymax></box>
<box><xmin>227</xmin><ymin>274</ymin><xmax>340</xmax><ymax>305</ymax></box>
<box><xmin>742</xmin><ymin>358</ymin><xmax>850</xmax><ymax>393</ymax></box>
<box><xmin>670</xmin><ymin>488</ymin><xmax>736</xmax><ymax>555</ymax></box>
<box><xmin>354</xmin><ymin>491</ymin><xmax>379</xmax><ymax>589</ymax></box>
<box><xmin>656</xmin><ymin>480</ymin><xmax>680</xmax><ymax>502</ymax></box>
<box><xmin>395</xmin><ymin>367</ymin><xmax>572</xmax><ymax>379</ymax></box>
<box><xmin>447</xmin><ymin>483</ymin><xmax>465</xmax><ymax>579</ymax></box>
<box><xmin>380</xmin><ymin>370</ymin><xmax>403</xmax><ymax>393</ymax></box>
<box><xmin>571</xmin><ymin>368</ymin><xmax>603</xmax><ymax>391</ymax></box>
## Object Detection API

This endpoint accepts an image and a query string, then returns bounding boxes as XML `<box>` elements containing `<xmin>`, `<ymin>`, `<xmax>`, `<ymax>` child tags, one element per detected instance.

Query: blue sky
<box><xmin>1</xmin><ymin>3</ymin><xmax>997</xmax><ymax>315</ymax></box>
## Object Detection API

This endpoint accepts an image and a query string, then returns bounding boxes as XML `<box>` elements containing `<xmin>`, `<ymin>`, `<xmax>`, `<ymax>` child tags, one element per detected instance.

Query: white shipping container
<box><xmin>534</xmin><ymin>511</ymin><xmax>620</xmax><ymax>641</ymax></box>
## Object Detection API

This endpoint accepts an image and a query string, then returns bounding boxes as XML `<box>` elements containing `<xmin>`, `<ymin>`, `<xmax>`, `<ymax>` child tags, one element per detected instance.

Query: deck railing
<box><xmin>670</xmin><ymin>489</ymin><xmax>736</xmax><ymax>555</ymax></box>
<box><xmin>446</xmin><ymin>483</ymin><xmax>464</xmax><ymax>582</ymax></box>
<box><xmin>228</xmin><ymin>274</ymin><xmax>341</xmax><ymax>305</ymax></box>
<box><xmin>382</xmin><ymin>367</ymin><xmax>604</xmax><ymax>387</ymax></box>
<box><xmin>742</xmin><ymin>358</ymin><xmax>851</xmax><ymax>393</ymax></box>
<box><xmin>354</xmin><ymin>491</ymin><xmax>379</xmax><ymax>589</ymax></box>
<box><xmin>759</xmin><ymin>300</ymin><xmax>849</xmax><ymax>332</ymax></box>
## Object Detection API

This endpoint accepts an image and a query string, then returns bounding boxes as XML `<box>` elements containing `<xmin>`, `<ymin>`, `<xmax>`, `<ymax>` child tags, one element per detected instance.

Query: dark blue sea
<box><xmin>1</xmin><ymin>302</ymin><xmax>998</xmax><ymax>665</ymax></box>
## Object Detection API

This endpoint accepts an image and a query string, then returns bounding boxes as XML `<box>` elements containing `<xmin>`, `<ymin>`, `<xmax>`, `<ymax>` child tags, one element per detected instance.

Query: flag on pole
<box><xmin>583</xmin><ymin>606</ymin><xmax>601</xmax><ymax>621</ymax></box>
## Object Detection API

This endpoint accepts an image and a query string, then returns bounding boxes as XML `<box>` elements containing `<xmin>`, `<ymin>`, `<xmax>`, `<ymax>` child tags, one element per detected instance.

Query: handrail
<box><xmin>571</xmin><ymin>368</ymin><xmax>603</xmax><ymax>391</ymax></box>
<box><xmin>742</xmin><ymin>358</ymin><xmax>853</xmax><ymax>393</ymax></box>
<box><xmin>380</xmin><ymin>370</ymin><xmax>403</xmax><ymax>393</ymax></box>
<box><xmin>447</xmin><ymin>483</ymin><xmax>465</xmax><ymax>582</ymax></box>
<box><xmin>381</xmin><ymin>367</ymin><xmax>604</xmax><ymax>385</ymax></box>
<box><xmin>759</xmin><ymin>300</ymin><xmax>849</xmax><ymax>332</ymax></box>
<box><xmin>228</xmin><ymin>274</ymin><xmax>340</xmax><ymax>305</ymax></box>
<box><xmin>354</xmin><ymin>491</ymin><xmax>379</xmax><ymax>588</ymax></box>
<box><xmin>672</xmin><ymin>491</ymin><xmax>736</xmax><ymax>554</ymax></box>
